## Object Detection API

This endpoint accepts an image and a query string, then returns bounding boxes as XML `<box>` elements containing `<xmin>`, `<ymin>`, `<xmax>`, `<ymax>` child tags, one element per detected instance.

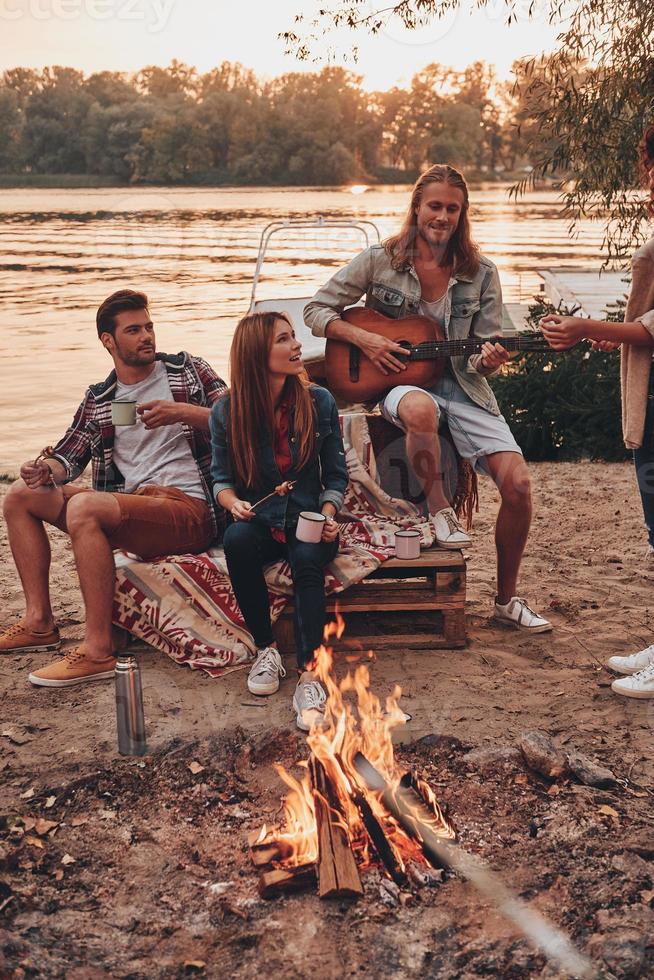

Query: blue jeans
<box><xmin>223</xmin><ymin>520</ymin><xmax>339</xmax><ymax>668</ymax></box>
<box><xmin>633</xmin><ymin>382</ymin><xmax>654</xmax><ymax>548</ymax></box>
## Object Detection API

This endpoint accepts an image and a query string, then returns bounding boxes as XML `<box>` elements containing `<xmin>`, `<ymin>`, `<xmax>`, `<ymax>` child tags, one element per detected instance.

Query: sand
<box><xmin>1</xmin><ymin>461</ymin><xmax>652</xmax><ymax>788</ymax></box>
<box><xmin>2</xmin><ymin>464</ymin><xmax>654</xmax><ymax>978</ymax></box>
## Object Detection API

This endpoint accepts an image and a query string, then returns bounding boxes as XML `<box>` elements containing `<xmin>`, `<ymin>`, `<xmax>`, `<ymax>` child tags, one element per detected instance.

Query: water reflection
<box><xmin>0</xmin><ymin>184</ymin><xmax>609</xmax><ymax>472</ymax></box>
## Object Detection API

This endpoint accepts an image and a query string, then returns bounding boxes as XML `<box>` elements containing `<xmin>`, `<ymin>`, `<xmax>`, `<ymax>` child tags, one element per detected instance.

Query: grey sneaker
<box><xmin>607</xmin><ymin>645</ymin><xmax>654</xmax><ymax>676</ymax></box>
<box><xmin>430</xmin><ymin>507</ymin><xmax>472</xmax><ymax>549</ymax></box>
<box><xmin>611</xmin><ymin>660</ymin><xmax>654</xmax><ymax>699</ymax></box>
<box><xmin>494</xmin><ymin>596</ymin><xmax>552</xmax><ymax>633</ymax></box>
<box><xmin>292</xmin><ymin>677</ymin><xmax>327</xmax><ymax>732</ymax></box>
<box><xmin>247</xmin><ymin>646</ymin><xmax>286</xmax><ymax>696</ymax></box>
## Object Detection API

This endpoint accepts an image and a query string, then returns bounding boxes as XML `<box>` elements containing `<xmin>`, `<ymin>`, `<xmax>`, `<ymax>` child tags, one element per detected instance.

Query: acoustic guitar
<box><xmin>324</xmin><ymin>307</ymin><xmax>552</xmax><ymax>402</ymax></box>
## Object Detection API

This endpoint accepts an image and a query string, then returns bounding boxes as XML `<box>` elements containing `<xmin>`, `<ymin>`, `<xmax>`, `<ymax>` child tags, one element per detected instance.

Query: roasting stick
<box><xmin>353</xmin><ymin>753</ymin><xmax>595</xmax><ymax>980</ymax></box>
<box><xmin>250</xmin><ymin>480</ymin><xmax>297</xmax><ymax>512</ymax></box>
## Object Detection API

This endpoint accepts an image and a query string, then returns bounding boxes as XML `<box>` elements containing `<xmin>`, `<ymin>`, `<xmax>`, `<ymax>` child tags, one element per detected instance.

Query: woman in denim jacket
<box><xmin>210</xmin><ymin>311</ymin><xmax>348</xmax><ymax>730</ymax></box>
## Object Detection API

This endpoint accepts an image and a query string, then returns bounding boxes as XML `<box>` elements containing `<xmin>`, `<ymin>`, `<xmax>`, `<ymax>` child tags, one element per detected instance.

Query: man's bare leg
<box><xmin>3</xmin><ymin>481</ymin><xmax>122</xmax><ymax>661</ymax></box>
<box><xmin>65</xmin><ymin>493</ymin><xmax>122</xmax><ymax>662</ymax></box>
<box><xmin>2</xmin><ymin>480</ymin><xmax>83</xmax><ymax>632</ymax></box>
<box><xmin>396</xmin><ymin>391</ymin><xmax>450</xmax><ymax>513</ymax></box>
<box><xmin>484</xmin><ymin>451</ymin><xmax>532</xmax><ymax>604</ymax></box>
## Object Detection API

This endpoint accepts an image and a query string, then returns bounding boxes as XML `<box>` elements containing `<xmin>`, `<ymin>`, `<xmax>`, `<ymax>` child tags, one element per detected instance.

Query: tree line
<box><xmin>285</xmin><ymin>1</ymin><xmax>654</xmax><ymax>260</ymax></box>
<box><xmin>0</xmin><ymin>59</ymin><xmax>548</xmax><ymax>185</ymax></box>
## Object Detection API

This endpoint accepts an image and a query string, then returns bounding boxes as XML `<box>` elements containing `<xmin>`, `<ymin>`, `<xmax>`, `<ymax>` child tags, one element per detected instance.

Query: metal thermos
<box><xmin>115</xmin><ymin>655</ymin><xmax>147</xmax><ymax>756</ymax></box>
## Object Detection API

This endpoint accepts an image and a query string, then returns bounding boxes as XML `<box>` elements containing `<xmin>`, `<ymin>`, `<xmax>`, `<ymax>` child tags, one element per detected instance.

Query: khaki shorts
<box><xmin>381</xmin><ymin>374</ymin><xmax>522</xmax><ymax>476</ymax></box>
<box><xmin>60</xmin><ymin>485</ymin><xmax>214</xmax><ymax>560</ymax></box>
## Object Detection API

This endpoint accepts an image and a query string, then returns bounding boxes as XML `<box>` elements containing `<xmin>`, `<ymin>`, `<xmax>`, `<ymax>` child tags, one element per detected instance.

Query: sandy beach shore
<box><xmin>2</xmin><ymin>460</ymin><xmax>652</xmax><ymax>787</ymax></box>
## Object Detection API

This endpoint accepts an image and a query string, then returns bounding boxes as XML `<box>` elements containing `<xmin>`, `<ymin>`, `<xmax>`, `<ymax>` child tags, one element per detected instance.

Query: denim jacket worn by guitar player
<box><xmin>304</xmin><ymin>244</ymin><xmax>503</xmax><ymax>416</ymax></box>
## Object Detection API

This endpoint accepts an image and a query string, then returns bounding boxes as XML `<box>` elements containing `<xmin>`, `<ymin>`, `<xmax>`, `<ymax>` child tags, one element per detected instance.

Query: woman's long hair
<box><xmin>226</xmin><ymin>311</ymin><xmax>316</xmax><ymax>490</ymax></box>
<box><xmin>384</xmin><ymin>164</ymin><xmax>480</xmax><ymax>277</ymax></box>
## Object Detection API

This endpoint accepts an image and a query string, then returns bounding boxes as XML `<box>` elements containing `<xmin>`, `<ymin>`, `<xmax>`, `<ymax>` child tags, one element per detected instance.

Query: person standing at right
<box><xmin>542</xmin><ymin>123</ymin><xmax>654</xmax><ymax>698</ymax></box>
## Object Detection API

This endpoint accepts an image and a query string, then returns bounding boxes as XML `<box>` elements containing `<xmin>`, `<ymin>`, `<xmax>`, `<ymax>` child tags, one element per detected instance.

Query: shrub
<box><xmin>490</xmin><ymin>297</ymin><xmax>629</xmax><ymax>462</ymax></box>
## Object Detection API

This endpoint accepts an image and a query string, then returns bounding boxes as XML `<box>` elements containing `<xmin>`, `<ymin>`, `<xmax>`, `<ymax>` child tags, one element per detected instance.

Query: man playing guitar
<box><xmin>304</xmin><ymin>164</ymin><xmax>551</xmax><ymax>632</ymax></box>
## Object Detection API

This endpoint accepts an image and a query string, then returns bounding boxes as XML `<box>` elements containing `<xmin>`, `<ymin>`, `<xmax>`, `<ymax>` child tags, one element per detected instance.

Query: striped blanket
<box><xmin>112</xmin><ymin>414</ymin><xmax>435</xmax><ymax>676</ymax></box>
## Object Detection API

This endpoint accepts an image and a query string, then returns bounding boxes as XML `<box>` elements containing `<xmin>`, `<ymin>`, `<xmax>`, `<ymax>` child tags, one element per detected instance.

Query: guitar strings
<box><xmin>404</xmin><ymin>338</ymin><xmax>552</xmax><ymax>358</ymax></box>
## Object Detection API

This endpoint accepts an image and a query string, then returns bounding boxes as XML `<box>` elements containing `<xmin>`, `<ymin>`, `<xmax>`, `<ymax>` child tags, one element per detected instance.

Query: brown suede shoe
<box><xmin>28</xmin><ymin>647</ymin><xmax>116</xmax><ymax>688</ymax></box>
<box><xmin>0</xmin><ymin>621</ymin><xmax>61</xmax><ymax>654</ymax></box>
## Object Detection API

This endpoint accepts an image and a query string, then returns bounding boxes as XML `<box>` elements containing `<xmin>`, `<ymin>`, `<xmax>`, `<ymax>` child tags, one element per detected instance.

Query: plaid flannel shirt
<box><xmin>49</xmin><ymin>352</ymin><xmax>227</xmax><ymax>538</ymax></box>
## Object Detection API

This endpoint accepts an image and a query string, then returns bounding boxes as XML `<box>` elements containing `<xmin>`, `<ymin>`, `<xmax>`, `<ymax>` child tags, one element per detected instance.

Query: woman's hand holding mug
<box><xmin>321</xmin><ymin>506</ymin><xmax>339</xmax><ymax>542</ymax></box>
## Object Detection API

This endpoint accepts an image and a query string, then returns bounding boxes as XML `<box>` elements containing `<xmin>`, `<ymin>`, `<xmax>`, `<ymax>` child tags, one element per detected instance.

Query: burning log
<box><xmin>247</xmin><ymin>829</ymin><xmax>294</xmax><ymax>869</ymax></box>
<box><xmin>258</xmin><ymin>864</ymin><xmax>317</xmax><ymax>900</ymax></box>
<box><xmin>400</xmin><ymin>769</ymin><xmax>455</xmax><ymax>834</ymax></box>
<box><xmin>399</xmin><ymin>770</ymin><xmax>456</xmax><ymax>868</ymax></box>
<box><xmin>309</xmin><ymin>755</ymin><xmax>363</xmax><ymax>899</ymax></box>
<box><xmin>349</xmin><ymin>786</ymin><xmax>407</xmax><ymax>887</ymax></box>
<box><xmin>250</xmin><ymin>841</ymin><xmax>293</xmax><ymax>869</ymax></box>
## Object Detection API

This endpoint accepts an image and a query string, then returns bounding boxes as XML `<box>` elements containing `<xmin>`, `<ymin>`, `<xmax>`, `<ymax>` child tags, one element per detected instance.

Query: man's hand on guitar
<box><xmin>360</xmin><ymin>332</ymin><xmax>408</xmax><ymax>375</ymax></box>
<box><xmin>480</xmin><ymin>341</ymin><xmax>513</xmax><ymax>372</ymax></box>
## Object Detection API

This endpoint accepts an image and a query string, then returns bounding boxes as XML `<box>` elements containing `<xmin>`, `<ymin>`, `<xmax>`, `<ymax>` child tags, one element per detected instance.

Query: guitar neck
<box><xmin>410</xmin><ymin>333</ymin><xmax>551</xmax><ymax>360</ymax></box>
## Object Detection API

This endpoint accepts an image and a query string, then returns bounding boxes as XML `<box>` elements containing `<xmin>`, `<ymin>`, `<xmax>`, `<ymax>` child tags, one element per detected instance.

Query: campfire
<box><xmin>249</xmin><ymin>614</ymin><xmax>456</xmax><ymax>900</ymax></box>
<box><xmin>248</xmin><ymin>618</ymin><xmax>595</xmax><ymax>980</ymax></box>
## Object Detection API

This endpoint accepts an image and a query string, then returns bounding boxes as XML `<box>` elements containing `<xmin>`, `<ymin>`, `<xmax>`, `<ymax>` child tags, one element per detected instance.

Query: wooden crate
<box><xmin>273</xmin><ymin>548</ymin><xmax>466</xmax><ymax>655</ymax></box>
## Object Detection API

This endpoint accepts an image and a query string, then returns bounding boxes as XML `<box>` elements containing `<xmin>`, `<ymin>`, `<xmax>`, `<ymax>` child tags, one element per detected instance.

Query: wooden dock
<box><xmin>538</xmin><ymin>268</ymin><xmax>629</xmax><ymax>318</ymax></box>
<box><xmin>503</xmin><ymin>302</ymin><xmax>530</xmax><ymax>334</ymax></box>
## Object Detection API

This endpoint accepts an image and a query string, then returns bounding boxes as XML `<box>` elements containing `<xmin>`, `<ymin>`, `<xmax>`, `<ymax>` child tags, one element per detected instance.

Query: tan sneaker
<box><xmin>28</xmin><ymin>646</ymin><xmax>116</xmax><ymax>688</ymax></box>
<box><xmin>0</xmin><ymin>621</ymin><xmax>61</xmax><ymax>654</ymax></box>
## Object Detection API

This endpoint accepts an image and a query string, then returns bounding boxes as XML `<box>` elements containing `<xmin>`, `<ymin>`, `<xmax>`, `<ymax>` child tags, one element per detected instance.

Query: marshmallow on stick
<box><xmin>251</xmin><ymin>480</ymin><xmax>297</xmax><ymax>511</ymax></box>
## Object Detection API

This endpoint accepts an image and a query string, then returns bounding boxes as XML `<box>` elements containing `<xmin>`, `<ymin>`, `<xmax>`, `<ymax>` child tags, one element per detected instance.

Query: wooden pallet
<box><xmin>273</xmin><ymin>548</ymin><xmax>466</xmax><ymax>654</ymax></box>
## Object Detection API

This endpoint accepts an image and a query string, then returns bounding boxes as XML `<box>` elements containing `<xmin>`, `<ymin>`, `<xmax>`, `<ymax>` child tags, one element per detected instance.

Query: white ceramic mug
<box><xmin>296</xmin><ymin>511</ymin><xmax>326</xmax><ymax>543</ymax></box>
<box><xmin>394</xmin><ymin>528</ymin><xmax>421</xmax><ymax>559</ymax></box>
<box><xmin>111</xmin><ymin>400</ymin><xmax>137</xmax><ymax>426</ymax></box>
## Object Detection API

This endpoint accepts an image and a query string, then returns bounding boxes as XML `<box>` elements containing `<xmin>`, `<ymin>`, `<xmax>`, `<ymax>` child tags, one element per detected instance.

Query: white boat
<box><xmin>248</xmin><ymin>216</ymin><xmax>381</xmax><ymax>368</ymax></box>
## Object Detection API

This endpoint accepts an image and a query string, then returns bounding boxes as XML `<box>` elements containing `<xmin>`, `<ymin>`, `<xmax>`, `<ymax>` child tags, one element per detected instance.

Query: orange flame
<box><xmin>253</xmin><ymin>624</ymin><xmax>455</xmax><ymax>872</ymax></box>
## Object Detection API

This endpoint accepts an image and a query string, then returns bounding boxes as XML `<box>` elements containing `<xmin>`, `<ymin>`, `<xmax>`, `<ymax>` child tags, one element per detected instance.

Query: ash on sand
<box><xmin>1</xmin><ymin>728</ymin><xmax>653</xmax><ymax>979</ymax></box>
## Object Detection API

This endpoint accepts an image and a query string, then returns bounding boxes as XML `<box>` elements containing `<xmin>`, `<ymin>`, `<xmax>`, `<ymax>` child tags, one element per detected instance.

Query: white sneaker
<box><xmin>606</xmin><ymin>645</ymin><xmax>654</xmax><ymax>675</ymax></box>
<box><xmin>430</xmin><ymin>507</ymin><xmax>472</xmax><ymax>549</ymax></box>
<box><xmin>611</xmin><ymin>660</ymin><xmax>654</xmax><ymax>699</ymax></box>
<box><xmin>493</xmin><ymin>596</ymin><xmax>552</xmax><ymax>633</ymax></box>
<box><xmin>247</xmin><ymin>646</ymin><xmax>286</xmax><ymax>696</ymax></box>
<box><xmin>292</xmin><ymin>676</ymin><xmax>327</xmax><ymax>732</ymax></box>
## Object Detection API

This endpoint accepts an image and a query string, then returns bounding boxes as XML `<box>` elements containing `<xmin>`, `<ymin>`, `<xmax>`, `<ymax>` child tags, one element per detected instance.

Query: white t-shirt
<box><xmin>419</xmin><ymin>294</ymin><xmax>448</xmax><ymax>335</ymax></box>
<box><xmin>112</xmin><ymin>361</ymin><xmax>205</xmax><ymax>499</ymax></box>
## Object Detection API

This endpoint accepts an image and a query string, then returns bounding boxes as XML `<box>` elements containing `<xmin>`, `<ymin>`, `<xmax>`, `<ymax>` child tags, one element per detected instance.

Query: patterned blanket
<box><xmin>112</xmin><ymin>414</ymin><xmax>437</xmax><ymax>676</ymax></box>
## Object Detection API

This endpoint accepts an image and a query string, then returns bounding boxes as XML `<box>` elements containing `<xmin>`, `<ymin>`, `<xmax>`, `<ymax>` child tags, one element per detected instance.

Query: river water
<box><xmin>0</xmin><ymin>184</ymin><xmax>609</xmax><ymax>472</ymax></box>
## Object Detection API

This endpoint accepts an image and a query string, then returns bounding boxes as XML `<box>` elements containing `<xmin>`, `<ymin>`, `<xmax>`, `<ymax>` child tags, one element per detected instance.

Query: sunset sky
<box><xmin>0</xmin><ymin>0</ymin><xmax>563</xmax><ymax>87</ymax></box>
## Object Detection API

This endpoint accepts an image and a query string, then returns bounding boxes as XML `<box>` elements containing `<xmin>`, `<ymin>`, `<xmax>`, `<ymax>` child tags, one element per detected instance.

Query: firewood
<box><xmin>248</xmin><ymin>828</ymin><xmax>267</xmax><ymax>848</ymax></box>
<box><xmin>250</xmin><ymin>841</ymin><xmax>293</xmax><ymax>869</ymax></box>
<box><xmin>309</xmin><ymin>756</ymin><xmax>363</xmax><ymax>899</ymax></box>
<box><xmin>350</xmin><ymin>788</ymin><xmax>406</xmax><ymax>886</ymax></box>
<box><xmin>258</xmin><ymin>864</ymin><xmax>316</xmax><ymax>899</ymax></box>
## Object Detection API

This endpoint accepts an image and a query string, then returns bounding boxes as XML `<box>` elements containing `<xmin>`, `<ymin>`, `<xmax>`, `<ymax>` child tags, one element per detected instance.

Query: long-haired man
<box><xmin>305</xmin><ymin>164</ymin><xmax>551</xmax><ymax>632</ymax></box>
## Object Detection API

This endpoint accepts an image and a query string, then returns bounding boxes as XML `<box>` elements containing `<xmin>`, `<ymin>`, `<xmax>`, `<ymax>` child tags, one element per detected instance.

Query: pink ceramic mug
<box><xmin>394</xmin><ymin>528</ymin><xmax>420</xmax><ymax>559</ymax></box>
<box><xmin>296</xmin><ymin>511</ymin><xmax>326</xmax><ymax>543</ymax></box>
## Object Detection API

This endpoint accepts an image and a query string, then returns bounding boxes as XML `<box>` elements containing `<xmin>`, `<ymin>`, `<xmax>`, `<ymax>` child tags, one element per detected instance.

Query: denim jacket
<box><xmin>209</xmin><ymin>384</ymin><xmax>348</xmax><ymax>529</ymax></box>
<box><xmin>304</xmin><ymin>244</ymin><xmax>503</xmax><ymax>415</ymax></box>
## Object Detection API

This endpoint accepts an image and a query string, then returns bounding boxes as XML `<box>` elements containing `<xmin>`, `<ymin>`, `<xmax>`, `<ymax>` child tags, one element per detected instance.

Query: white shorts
<box><xmin>380</xmin><ymin>374</ymin><xmax>522</xmax><ymax>476</ymax></box>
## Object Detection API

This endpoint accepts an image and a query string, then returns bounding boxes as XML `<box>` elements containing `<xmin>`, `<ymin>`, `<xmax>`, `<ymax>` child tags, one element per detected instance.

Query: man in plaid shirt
<box><xmin>1</xmin><ymin>289</ymin><xmax>226</xmax><ymax>687</ymax></box>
